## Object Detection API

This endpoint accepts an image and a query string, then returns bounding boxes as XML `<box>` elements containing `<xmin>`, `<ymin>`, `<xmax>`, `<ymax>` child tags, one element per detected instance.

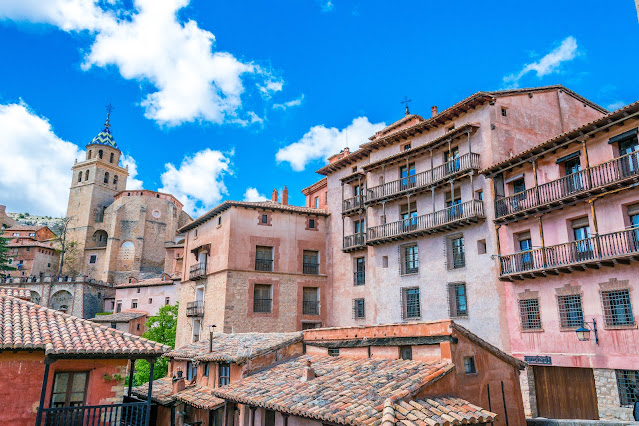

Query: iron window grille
<box><xmin>518</xmin><ymin>299</ymin><xmax>542</xmax><ymax>330</ymax></box>
<box><xmin>451</xmin><ymin>237</ymin><xmax>465</xmax><ymax>269</ymax></box>
<box><xmin>402</xmin><ymin>287</ymin><xmax>421</xmax><ymax>319</ymax></box>
<box><xmin>253</xmin><ymin>284</ymin><xmax>272</xmax><ymax>313</ymax></box>
<box><xmin>402</xmin><ymin>245</ymin><xmax>419</xmax><ymax>274</ymax></box>
<box><xmin>615</xmin><ymin>369</ymin><xmax>639</xmax><ymax>406</ymax></box>
<box><xmin>557</xmin><ymin>294</ymin><xmax>584</xmax><ymax>329</ymax></box>
<box><xmin>448</xmin><ymin>283</ymin><xmax>468</xmax><ymax>317</ymax></box>
<box><xmin>302</xmin><ymin>288</ymin><xmax>319</xmax><ymax>315</ymax></box>
<box><xmin>601</xmin><ymin>289</ymin><xmax>634</xmax><ymax>327</ymax></box>
<box><xmin>255</xmin><ymin>246</ymin><xmax>274</xmax><ymax>271</ymax></box>
<box><xmin>464</xmin><ymin>357</ymin><xmax>477</xmax><ymax>374</ymax></box>
<box><xmin>328</xmin><ymin>348</ymin><xmax>340</xmax><ymax>357</ymax></box>
<box><xmin>352</xmin><ymin>298</ymin><xmax>365</xmax><ymax>319</ymax></box>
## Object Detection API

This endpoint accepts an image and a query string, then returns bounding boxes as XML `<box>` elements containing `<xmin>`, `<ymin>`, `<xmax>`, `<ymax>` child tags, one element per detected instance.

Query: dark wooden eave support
<box><xmin>145</xmin><ymin>359</ymin><xmax>156</xmax><ymax>426</ymax></box>
<box><xmin>128</xmin><ymin>358</ymin><xmax>136</xmax><ymax>398</ymax></box>
<box><xmin>35</xmin><ymin>357</ymin><xmax>56</xmax><ymax>426</ymax></box>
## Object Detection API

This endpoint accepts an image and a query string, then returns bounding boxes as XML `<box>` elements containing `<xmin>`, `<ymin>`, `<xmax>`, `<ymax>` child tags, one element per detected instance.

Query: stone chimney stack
<box><xmin>172</xmin><ymin>369</ymin><xmax>186</xmax><ymax>394</ymax></box>
<box><xmin>272</xmin><ymin>188</ymin><xmax>279</xmax><ymax>203</ymax></box>
<box><xmin>282</xmin><ymin>186</ymin><xmax>289</xmax><ymax>205</ymax></box>
<box><xmin>300</xmin><ymin>359</ymin><xmax>315</xmax><ymax>382</ymax></box>
<box><xmin>0</xmin><ymin>205</ymin><xmax>5</xmax><ymax>216</ymax></box>
<box><xmin>343</xmin><ymin>147</ymin><xmax>350</xmax><ymax>155</ymax></box>
<box><xmin>431</xmin><ymin>106</ymin><xmax>438</xmax><ymax>117</ymax></box>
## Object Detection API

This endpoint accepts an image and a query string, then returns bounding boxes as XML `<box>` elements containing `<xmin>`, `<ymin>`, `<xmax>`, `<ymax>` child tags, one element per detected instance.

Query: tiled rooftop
<box><xmin>166</xmin><ymin>332</ymin><xmax>303</xmax><ymax>362</ymax></box>
<box><xmin>174</xmin><ymin>385</ymin><xmax>225</xmax><ymax>410</ymax></box>
<box><xmin>212</xmin><ymin>355</ymin><xmax>454</xmax><ymax>425</ymax></box>
<box><xmin>90</xmin><ymin>312</ymin><xmax>147</xmax><ymax>323</ymax></box>
<box><xmin>0</xmin><ymin>287</ymin><xmax>31</xmax><ymax>300</ymax></box>
<box><xmin>0</xmin><ymin>294</ymin><xmax>168</xmax><ymax>357</ymax></box>
<box><xmin>385</xmin><ymin>397</ymin><xmax>497</xmax><ymax>426</ymax></box>
<box><xmin>132</xmin><ymin>377</ymin><xmax>178</xmax><ymax>405</ymax></box>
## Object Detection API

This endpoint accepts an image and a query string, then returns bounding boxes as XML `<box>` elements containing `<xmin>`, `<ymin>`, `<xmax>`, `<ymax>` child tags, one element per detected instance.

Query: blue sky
<box><xmin>0</xmin><ymin>0</ymin><xmax>637</xmax><ymax>217</ymax></box>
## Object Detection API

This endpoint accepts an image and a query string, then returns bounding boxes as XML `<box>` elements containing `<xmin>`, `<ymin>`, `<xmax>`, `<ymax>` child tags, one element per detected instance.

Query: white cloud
<box><xmin>276</xmin><ymin>116</ymin><xmax>385</xmax><ymax>171</ymax></box>
<box><xmin>0</xmin><ymin>101</ymin><xmax>83</xmax><ymax>216</ymax></box>
<box><xmin>503</xmin><ymin>36</ymin><xmax>579</xmax><ymax>89</ymax></box>
<box><xmin>243</xmin><ymin>187</ymin><xmax>268</xmax><ymax>202</ymax></box>
<box><xmin>120</xmin><ymin>154</ymin><xmax>144</xmax><ymax>190</ymax></box>
<box><xmin>320</xmin><ymin>0</ymin><xmax>334</xmax><ymax>12</ymax></box>
<box><xmin>158</xmin><ymin>148</ymin><xmax>233</xmax><ymax>217</ymax></box>
<box><xmin>606</xmin><ymin>101</ymin><xmax>626</xmax><ymax>111</ymax></box>
<box><xmin>273</xmin><ymin>94</ymin><xmax>304</xmax><ymax>110</ymax></box>
<box><xmin>0</xmin><ymin>0</ymin><xmax>279</xmax><ymax>126</ymax></box>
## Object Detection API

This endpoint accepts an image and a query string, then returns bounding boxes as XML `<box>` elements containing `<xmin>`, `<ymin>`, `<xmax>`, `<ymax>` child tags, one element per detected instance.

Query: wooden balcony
<box><xmin>366</xmin><ymin>153</ymin><xmax>481</xmax><ymax>205</ymax></box>
<box><xmin>499</xmin><ymin>226</ymin><xmax>639</xmax><ymax>281</ymax></box>
<box><xmin>189</xmin><ymin>263</ymin><xmax>206</xmax><ymax>281</ymax></box>
<box><xmin>343</xmin><ymin>233</ymin><xmax>366</xmax><ymax>252</ymax></box>
<box><xmin>186</xmin><ymin>300</ymin><xmax>204</xmax><ymax>317</ymax></box>
<box><xmin>39</xmin><ymin>400</ymin><xmax>149</xmax><ymax>425</ymax></box>
<box><xmin>495</xmin><ymin>151</ymin><xmax>639</xmax><ymax>224</ymax></box>
<box><xmin>342</xmin><ymin>195</ymin><xmax>365</xmax><ymax>215</ymax></box>
<box><xmin>367</xmin><ymin>200</ymin><xmax>485</xmax><ymax>245</ymax></box>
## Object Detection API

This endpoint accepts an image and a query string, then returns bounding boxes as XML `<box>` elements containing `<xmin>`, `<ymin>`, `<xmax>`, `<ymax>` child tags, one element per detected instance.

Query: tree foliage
<box><xmin>132</xmin><ymin>302</ymin><xmax>178</xmax><ymax>386</ymax></box>
<box><xmin>0</xmin><ymin>235</ymin><xmax>15</xmax><ymax>278</ymax></box>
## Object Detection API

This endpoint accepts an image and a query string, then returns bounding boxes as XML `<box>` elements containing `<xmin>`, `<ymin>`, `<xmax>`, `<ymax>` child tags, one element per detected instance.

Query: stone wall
<box><xmin>520</xmin><ymin>367</ymin><xmax>538</xmax><ymax>418</ymax></box>
<box><xmin>594</xmin><ymin>369</ymin><xmax>634</xmax><ymax>421</ymax></box>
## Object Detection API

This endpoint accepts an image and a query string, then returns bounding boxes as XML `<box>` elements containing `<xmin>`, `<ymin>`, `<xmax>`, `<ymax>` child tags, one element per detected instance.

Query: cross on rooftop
<box><xmin>105</xmin><ymin>103</ymin><xmax>114</xmax><ymax>128</ymax></box>
<box><xmin>401</xmin><ymin>96</ymin><xmax>412</xmax><ymax>115</ymax></box>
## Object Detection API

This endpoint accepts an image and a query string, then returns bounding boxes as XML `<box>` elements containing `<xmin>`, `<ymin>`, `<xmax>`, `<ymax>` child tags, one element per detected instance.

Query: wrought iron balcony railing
<box><xmin>353</xmin><ymin>271</ymin><xmax>365</xmax><ymax>286</ymax></box>
<box><xmin>303</xmin><ymin>262</ymin><xmax>319</xmax><ymax>275</ymax></box>
<box><xmin>342</xmin><ymin>195</ymin><xmax>365</xmax><ymax>214</ymax></box>
<box><xmin>495</xmin><ymin>151</ymin><xmax>639</xmax><ymax>222</ymax></box>
<box><xmin>366</xmin><ymin>153</ymin><xmax>481</xmax><ymax>205</ymax></box>
<box><xmin>39</xmin><ymin>401</ymin><xmax>148</xmax><ymax>426</ymax></box>
<box><xmin>302</xmin><ymin>300</ymin><xmax>320</xmax><ymax>315</ymax></box>
<box><xmin>499</xmin><ymin>226</ymin><xmax>639</xmax><ymax>280</ymax></box>
<box><xmin>255</xmin><ymin>258</ymin><xmax>273</xmax><ymax>272</ymax></box>
<box><xmin>189</xmin><ymin>263</ymin><xmax>206</xmax><ymax>281</ymax></box>
<box><xmin>343</xmin><ymin>233</ymin><xmax>366</xmax><ymax>252</ymax></box>
<box><xmin>186</xmin><ymin>300</ymin><xmax>204</xmax><ymax>317</ymax></box>
<box><xmin>367</xmin><ymin>200</ymin><xmax>484</xmax><ymax>245</ymax></box>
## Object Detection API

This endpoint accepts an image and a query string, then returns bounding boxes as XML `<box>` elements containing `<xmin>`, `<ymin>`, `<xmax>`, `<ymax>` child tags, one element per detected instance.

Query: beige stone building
<box><xmin>65</xmin><ymin>114</ymin><xmax>191</xmax><ymax>283</ymax></box>
<box><xmin>175</xmin><ymin>188</ymin><xmax>329</xmax><ymax>347</ymax></box>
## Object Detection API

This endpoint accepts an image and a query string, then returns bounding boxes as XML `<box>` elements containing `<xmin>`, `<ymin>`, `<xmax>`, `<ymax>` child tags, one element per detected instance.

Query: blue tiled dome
<box><xmin>90</xmin><ymin>127</ymin><xmax>117</xmax><ymax>148</ymax></box>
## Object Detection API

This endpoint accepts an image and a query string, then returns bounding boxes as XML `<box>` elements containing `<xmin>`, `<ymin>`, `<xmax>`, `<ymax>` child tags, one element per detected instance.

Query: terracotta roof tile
<box><xmin>132</xmin><ymin>377</ymin><xmax>177</xmax><ymax>405</ymax></box>
<box><xmin>212</xmin><ymin>355</ymin><xmax>453</xmax><ymax>425</ymax></box>
<box><xmin>392</xmin><ymin>397</ymin><xmax>497</xmax><ymax>426</ymax></box>
<box><xmin>0</xmin><ymin>294</ymin><xmax>168</xmax><ymax>357</ymax></box>
<box><xmin>0</xmin><ymin>287</ymin><xmax>31</xmax><ymax>300</ymax></box>
<box><xmin>175</xmin><ymin>385</ymin><xmax>225</xmax><ymax>410</ymax></box>
<box><xmin>91</xmin><ymin>312</ymin><xmax>147</xmax><ymax>323</ymax></box>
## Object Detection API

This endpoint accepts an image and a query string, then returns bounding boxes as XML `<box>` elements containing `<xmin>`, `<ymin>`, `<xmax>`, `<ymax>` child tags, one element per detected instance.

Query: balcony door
<box><xmin>619</xmin><ymin>137</ymin><xmax>639</xmax><ymax>175</ymax></box>
<box><xmin>400</xmin><ymin>202</ymin><xmax>417</xmax><ymax>231</ymax></box>
<box><xmin>564</xmin><ymin>157</ymin><xmax>583</xmax><ymax>194</ymax></box>
<box><xmin>51</xmin><ymin>371</ymin><xmax>89</xmax><ymax>408</ymax></box>
<box><xmin>518</xmin><ymin>232</ymin><xmax>534</xmax><ymax>271</ymax></box>
<box><xmin>400</xmin><ymin>163</ymin><xmax>416</xmax><ymax>190</ymax></box>
<box><xmin>445</xmin><ymin>147</ymin><xmax>461</xmax><ymax>174</ymax></box>
<box><xmin>572</xmin><ymin>219</ymin><xmax>593</xmax><ymax>261</ymax></box>
<box><xmin>446</xmin><ymin>188</ymin><xmax>463</xmax><ymax>221</ymax></box>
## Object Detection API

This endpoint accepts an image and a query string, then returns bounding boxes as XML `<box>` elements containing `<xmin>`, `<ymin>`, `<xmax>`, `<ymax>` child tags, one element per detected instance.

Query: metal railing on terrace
<box><xmin>302</xmin><ymin>300</ymin><xmax>320</xmax><ymax>315</ymax></box>
<box><xmin>189</xmin><ymin>263</ymin><xmax>207</xmax><ymax>281</ymax></box>
<box><xmin>342</xmin><ymin>195</ymin><xmax>365</xmax><ymax>214</ymax></box>
<box><xmin>367</xmin><ymin>200</ymin><xmax>484</xmax><ymax>244</ymax></box>
<box><xmin>343</xmin><ymin>233</ymin><xmax>366</xmax><ymax>251</ymax></box>
<box><xmin>499</xmin><ymin>226</ymin><xmax>639</xmax><ymax>280</ymax></box>
<box><xmin>39</xmin><ymin>401</ymin><xmax>148</xmax><ymax>426</ymax></box>
<box><xmin>366</xmin><ymin>153</ymin><xmax>481</xmax><ymax>204</ymax></box>
<box><xmin>186</xmin><ymin>300</ymin><xmax>204</xmax><ymax>317</ymax></box>
<box><xmin>495</xmin><ymin>151</ymin><xmax>639</xmax><ymax>221</ymax></box>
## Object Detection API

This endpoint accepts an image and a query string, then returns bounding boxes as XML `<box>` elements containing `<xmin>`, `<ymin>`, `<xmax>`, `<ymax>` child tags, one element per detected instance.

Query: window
<box><xmin>447</xmin><ymin>125</ymin><xmax>455</xmax><ymax>132</ymax></box>
<box><xmin>131</xmin><ymin>299</ymin><xmax>138</xmax><ymax>309</ymax></box>
<box><xmin>253</xmin><ymin>284</ymin><xmax>272</xmax><ymax>313</ymax></box>
<box><xmin>261</xmin><ymin>214</ymin><xmax>268</xmax><ymax>224</ymax></box>
<box><xmin>501</xmin><ymin>107</ymin><xmax>507</xmax><ymax>117</ymax></box>
<box><xmin>475</xmin><ymin>190</ymin><xmax>483</xmax><ymax>201</ymax></box>
<box><xmin>557</xmin><ymin>294</ymin><xmax>584</xmax><ymax>328</ymax></box>
<box><xmin>219</xmin><ymin>363</ymin><xmax>230</xmax><ymax>386</ymax></box>
<box><xmin>352</xmin><ymin>166</ymin><xmax>357</xmax><ymax>172</ymax></box>
<box><xmin>477</xmin><ymin>239</ymin><xmax>487</xmax><ymax>255</ymax></box>
<box><xmin>104</xmin><ymin>172</ymin><xmax>109</xmax><ymax>184</ymax></box>
<box><xmin>113</xmin><ymin>175</ymin><xmax>118</xmax><ymax>187</ymax></box>
<box><xmin>519</xmin><ymin>299</ymin><xmax>542</xmax><ymax>330</ymax></box>
<box><xmin>401</xmin><ymin>287</ymin><xmax>421</xmax><ymax>319</ymax></box>
<box><xmin>354</xmin><ymin>257</ymin><xmax>365</xmax><ymax>285</ymax></box>
<box><xmin>401</xmin><ymin>244</ymin><xmax>419</xmax><ymax>274</ymax></box>
<box><xmin>110</xmin><ymin>322</ymin><xmax>117</xmax><ymax>329</ymax></box>
<box><xmin>218</xmin><ymin>216</ymin><xmax>222</xmax><ymax>226</ymax></box>
<box><xmin>601</xmin><ymin>289</ymin><xmax>634</xmax><ymax>327</ymax></box>
<box><xmin>89</xmin><ymin>255</ymin><xmax>97</xmax><ymax>264</ymax></box>
<box><xmin>203</xmin><ymin>363</ymin><xmax>210</xmax><ymax>377</ymax></box>
<box><xmin>77</xmin><ymin>172</ymin><xmax>82</xmax><ymax>183</ymax></box>
<box><xmin>352</xmin><ymin>298</ymin><xmax>365</xmax><ymax>319</ymax></box>
<box><xmin>302</xmin><ymin>287</ymin><xmax>319</xmax><ymax>315</ymax></box>
<box><xmin>303</xmin><ymin>250</ymin><xmax>319</xmax><ymax>274</ymax></box>
<box><xmin>51</xmin><ymin>371</ymin><xmax>88</xmax><ymax>408</ymax></box>
<box><xmin>512</xmin><ymin>178</ymin><xmax>525</xmax><ymax>194</ymax></box>
<box><xmin>314</xmin><ymin>197</ymin><xmax>319</xmax><ymax>208</ymax></box>
<box><xmin>616</xmin><ymin>369</ymin><xmax>639</xmax><ymax>406</ymax></box>
<box><xmin>400</xmin><ymin>346</ymin><xmax>412</xmax><ymax>360</ymax></box>
<box><xmin>302</xmin><ymin>322</ymin><xmax>321</xmax><ymax>330</ymax></box>
<box><xmin>148</xmin><ymin>298</ymin><xmax>152</xmax><ymax>304</ymax></box>
<box><xmin>12</xmin><ymin>233</ymin><xmax>19</xmax><ymax>237</ymax></box>
<box><xmin>445</xmin><ymin>188</ymin><xmax>462</xmax><ymax>220</ymax></box>
<box><xmin>328</xmin><ymin>348</ymin><xmax>340</xmax><ymax>357</ymax></box>
<box><xmin>464</xmin><ymin>357</ymin><xmax>477</xmax><ymax>374</ymax></box>
<box><xmin>98</xmin><ymin>150</ymin><xmax>103</xmax><ymax>159</ymax></box>
<box><xmin>448</xmin><ymin>236</ymin><xmax>465</xmax><ymax>269</ymax></box>
<box><xmin>572</xmin><ymin>218</ymin><xmax>592</xmax><ymax>260</ymax></box>
<box><xmin>165</xmin><ymin>297</ymin><xmax>170</xmax><ymax>305</ymax></box>
<box><xmin>109</xmin><ymin>152</ymin><xmax>114</xmax><ymax>163</ymax></box>
<box><xmin>136</xmin><ymin>324</ymin><xmax>140</xmax><ymax>331</ymax></box>
<box><xmin>448</xmin><ymin>283</ymin><xmax>468</xmax><ymax>317</ymax></box>
<box><xmin>85</xmin><ymin>170</ymin><xmax>89</xmax><ymax>181</ymax></box>
<box><xmin>137</xmin><ymin>288</ymin><xmax>141</xmax><ymax>293</ymax></box>
<box><xmin>309</xmin><ymin>218</ymin><xmax>316</xmax><ymax>229</ymax></box>
<box><xmin>354</xmin><ymin>219</ymin><xmax>366</xmax><ymax>234</ymax></box>
<box><xmin>400</xmin><ymin>163</ymin><xmax>416</xmax><ymax>189</ymax></box>
<box><xmin>400</xmin><ymin>202</ymin><xmax>417</xmax><ymax>230</ymax></box>
<box><xmin>115</xmin><ymin>301</ymin><xmax>122</xmax><ymax>313</ymax></box>
<box><xmin>255</xmin><ymin>246</ymin><xmax>273</xmax><ymax>271</ymax></box>
<box><xmin>193</xmin><ymin>319</ymin><xmax>201</xmax><ymax>342</ymax></box>
<box><xmin>186</xmin><ymin>361</ymin><xmax>196</xmax><ymax>380</ymax></box>
<box><xmin>88</xmin><ymin>150</ymin><xmax>92</xmax><ymax>159</ymax></box>
<box><xmin>265</xmin><ymin>410</ymin><xmax>276</xmax><ymax>426</ymax></box>
<box><xmin>382</xmin><ymin>256</ymin><xmax>388</xmax><ymax>268</ymax></box>
<box><xmin>445</xmin><ymin>146</ymin><xmax>460</xmax><ymax>173</ymax></box>
<box><xmin>517</xmin><ymin>231</ymin><xmax>534</xmax><ymax>270</ymax></box>
<box><xmin>403</xmin><ymin>143</ymin><xmax>411</xmax><ymax>151</ymax></box>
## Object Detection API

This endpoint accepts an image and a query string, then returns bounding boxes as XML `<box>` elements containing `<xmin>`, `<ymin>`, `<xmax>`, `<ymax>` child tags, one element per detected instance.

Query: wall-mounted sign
<box><xmin>523</xmin><ymin>355</ymin><xmax>552</xmax><ymax>365</ymax></box>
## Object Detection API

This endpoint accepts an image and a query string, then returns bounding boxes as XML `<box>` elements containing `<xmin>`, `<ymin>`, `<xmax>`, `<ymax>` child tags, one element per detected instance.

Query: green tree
<box><xmin>0</xmin><ymin>235</ymin><xmax>15</xmax><ymax>278</ymax></box>
<box><xmin>132</xmin><ymin>303</ymin><xmax>179</xmax><ymax>386</ymax></box>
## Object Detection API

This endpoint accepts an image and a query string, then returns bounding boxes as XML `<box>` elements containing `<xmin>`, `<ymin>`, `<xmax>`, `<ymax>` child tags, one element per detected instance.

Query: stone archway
<box><xmin>50</xmin><ymin>290</ymin><xmax>73</xmax><ymax>313</ymax></box>
<box><xmin>30</xmin><ymin>291</ymin><xmax>41</xmax><ymax>305</ymax></box>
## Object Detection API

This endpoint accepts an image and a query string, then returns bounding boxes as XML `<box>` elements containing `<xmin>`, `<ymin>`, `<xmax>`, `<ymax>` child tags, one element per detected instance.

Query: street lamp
<box><xmin>208</xmin><ymin>324</ymin><xmax>216</xmax><ymax>352</ymax></box>
<box><xmin>575</xmin><ymin>319</ymin><xmax>599</xmax><ymax>345</ymax></box>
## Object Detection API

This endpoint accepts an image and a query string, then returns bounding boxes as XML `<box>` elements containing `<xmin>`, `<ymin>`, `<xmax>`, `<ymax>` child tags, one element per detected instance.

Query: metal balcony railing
<box><xmin>303</xmin><ymin>262</ymin><xmax>319</xmax><ymax>275</ymax></box>
<box><xmin>366</xmin><ymin>153</ymin><xmax>481</xmax><ymax>204</ymax></box>
<box><xmin>499</xmin><ymin>226</ymin><xmax>639</xmax><ymax>279</ymax></box>
<box><xmin>302</xmin><ymin>300</ymin><xmax>320</xmax><ymax>315</ymax></box>
<box><xmin>343</xmin><ymin>233</ymin><xmax>366</xmax><ymax>251</ymax></box>
<box><xmin>39</xmin><ymin>401</ymin><xmax>149</xmax><ymax>426</ymax></box>
<box><xmin>189</xmin><ymin>263</ymin><xmax>206</xmax><ymax>281</ymax></box>
<box><xmin>353</xmin><ymin>271</ymin><xmax>365</xmax><ymax>286</ymax></box>
<box><xmin>253</xmin><ymin>298</ymin><xmax>272</xmax><ymax>313</ymax></box>
<box><xmin>255</xmin><ymin>258</ymin><xmax>273</xmax><ymax>272</ymax></box>
<box><xmin>342</xmin><ymin>195</ymin><xmax>365</xmax><ymax>213</ymax></box>
<box><xmin>495</xmin><ymin>151</ymin><xmax>639</xmax><ymax>220</ymax></box>
<box><xmin>186</xmin><ymin>300</ymin><xmax>204</xmax><ymax>317</ymax></box>
<box><xmin>367</xmin><ymin>200</ymin><xmax>484</xmax><ymax>244</ymax></box>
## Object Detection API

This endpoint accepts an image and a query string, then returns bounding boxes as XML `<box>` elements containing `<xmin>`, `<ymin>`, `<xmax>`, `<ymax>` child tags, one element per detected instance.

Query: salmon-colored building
<box><xmin>316</xmin><ymin>85</ymin><xmax>605</xmax><ymax>353</ymax></box>
<box><xmin>2</xmin><ymin>225</ymin><xmax>60</xmax><ymax>278</ymax></box>
<box><xmin>482</xmin><ymin>101</ymin><xmax>639</xmax><ymax>421</ymax></box>
<box><xmin>175</xmin><ymin>189</ymin><xmax>329</xmax><ymax>347</ymax></box>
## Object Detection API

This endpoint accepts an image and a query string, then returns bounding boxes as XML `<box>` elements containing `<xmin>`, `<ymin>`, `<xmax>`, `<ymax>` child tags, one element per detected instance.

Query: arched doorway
<box><xmin>50</xmin><ymin>290</ymin><xmax>73</xmax><ymax>313</ymax></box>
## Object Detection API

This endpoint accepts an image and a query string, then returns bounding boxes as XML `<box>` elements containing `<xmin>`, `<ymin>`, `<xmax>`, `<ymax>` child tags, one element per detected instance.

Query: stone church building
<box><xmin>65</xmin><ymin>113</ymin><xmax>191</xmax><ymax>283</ymax></box>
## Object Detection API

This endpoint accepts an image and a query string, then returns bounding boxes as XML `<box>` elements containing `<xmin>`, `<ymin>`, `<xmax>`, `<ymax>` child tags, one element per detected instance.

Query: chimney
<box><xmin>282</xmin><ymin>186</ymin><xmax>289</xmax><ymax>205</ymax></box>
<box><xmin>272</xmin><ymin>188</ymin><xmax>279</xmax><ymax>203</ymax></box>
<box><xmin>343</xmin><ymin>147</ymin><xmax>350</xmax><ymax>155</ymax></box>
<box><xmin>0</xmin><ymin>205</ymin><xmax>5</xmax><ymax>216</ymax></box>
<box><xmin>300</xmin><ymin>359</ymin><xmax>315</xmax><ymax>382</ymax></box>
<box><xmin>172</xmin><ymin>369</ymin><xmax>186</xmax><ymax>394</ymax></box>
<box><xmin>431</xmin><ymin>106</ymin><xmax>438</xmax><ymax>117</ymax></box>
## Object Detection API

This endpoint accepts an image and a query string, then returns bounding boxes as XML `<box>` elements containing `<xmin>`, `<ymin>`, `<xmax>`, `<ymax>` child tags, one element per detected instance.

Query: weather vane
<box><xmin>105</xmin><ymin>103</ymin><xmax>114</xmax><ymax>128</ymax></box>
<box><xmin>401</xmin><ymin>96</ymin><xmax>412</xmax><ymax>115</ymax></box>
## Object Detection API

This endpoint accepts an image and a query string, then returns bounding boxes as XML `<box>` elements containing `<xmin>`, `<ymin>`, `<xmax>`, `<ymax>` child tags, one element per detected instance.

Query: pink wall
<box><xmin>115</xmin><ymin>282</ymin><xmax>178</xmax><ymax>315</ymax></box>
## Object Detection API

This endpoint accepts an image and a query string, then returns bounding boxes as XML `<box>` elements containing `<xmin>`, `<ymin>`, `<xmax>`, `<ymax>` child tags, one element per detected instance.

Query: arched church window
<box><xmin>104</xmin><ymin>172</ymin><xmax>109</xmax><ymax>184</ymax></box>
<box><xmin>118</xmin><ymin>241</ymin><xmax>135</xmax><ymax>271</ymax></box>
<box><xmin>85</xmin><ymin>170</ymin><xmax>90</xmax><ymax>181</ymax></box>
<box><xmin>88</xmin><ymin>150</ymin><xmax>92</xmax><ymax>159</ymax></box>
<box><xmin>99</xmin><ymin>150</ymin><xmax>103</xmax><ymax>159</ymax></box>
<box><xmin>92</xmin><ymin>230</ymin><xmax>108</xmax><ymax>247</ymax></box>
<box><xmin>109</xmin><ymin>152</ymin><xmax>114</xmax><ymax>163</ymax></box>
<box><xmin>78</xmin><ymin>172</ymin><xmax>82</xmax><ymax>183</ymax></box>
<box><xmin>113</xmin><ymin>175</ymin><xmax>118</xmax><ymax>189</ymax></box>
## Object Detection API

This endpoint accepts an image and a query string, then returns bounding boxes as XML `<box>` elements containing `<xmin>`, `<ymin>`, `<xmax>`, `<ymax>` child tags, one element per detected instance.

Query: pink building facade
<box><xmin>483</xmin><ymin>102</ymin><xmax>639</xmax><ymax>420</ymax></box>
